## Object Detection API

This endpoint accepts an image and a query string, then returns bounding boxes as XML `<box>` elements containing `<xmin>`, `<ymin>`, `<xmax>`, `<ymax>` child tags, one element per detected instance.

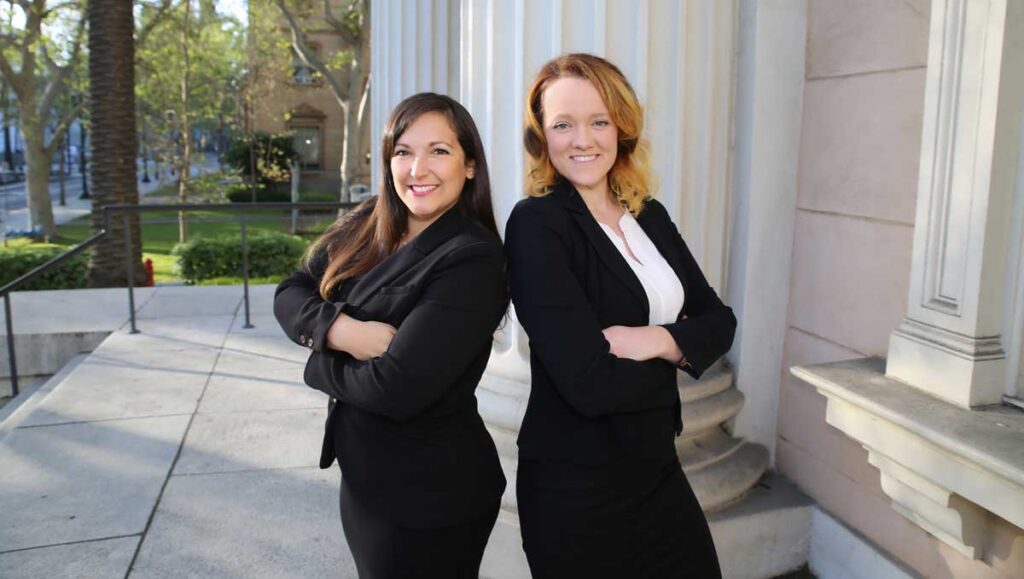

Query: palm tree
<box><xmin>86</xmin><ymin>0</ymin><xmax>145</xmax><ymax>286</ymax></box>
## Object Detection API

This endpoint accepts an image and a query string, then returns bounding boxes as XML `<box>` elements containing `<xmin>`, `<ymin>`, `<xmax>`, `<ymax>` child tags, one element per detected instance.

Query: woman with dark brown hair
<box><xmin>274</xmin><ymin>92</ymin><xmax>506</xmax><ymax>578</ymax></box>
<box><xmin>506</xmin><ymin>53</ymin><xmax>735</xmax><ymax>578</ymax></box>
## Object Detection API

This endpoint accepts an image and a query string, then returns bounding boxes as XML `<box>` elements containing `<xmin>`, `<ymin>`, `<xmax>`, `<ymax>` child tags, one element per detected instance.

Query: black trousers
<box><xmin>339</xmin><ymin>479</ymin><xmax>499</xmax><ymax>579</ymax></box>
<box><xmin>518</xmin><ymin>455</ymin><xmax>722</xmax><ymax>579</ymax></box>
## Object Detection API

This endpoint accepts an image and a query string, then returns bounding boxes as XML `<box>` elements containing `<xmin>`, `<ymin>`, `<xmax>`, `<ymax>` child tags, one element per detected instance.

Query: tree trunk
<box><xmin>177</xmin><ymin>0</ymin><xmax>192</xmax><ymax>244</ymax></box>
<box><xmin>87</xmin><ymin>0</ymin><xmax>144</xmax><ymax>287</ymax></box>
<box><xmin>21</xmin><ymin>116</ymin><xmax>56</xmax><ymax>238</ymax></box>
<box><xmin>340</xmin><ymin>0</ymin><xmax>370</xmax><ymax>202</ymax></box>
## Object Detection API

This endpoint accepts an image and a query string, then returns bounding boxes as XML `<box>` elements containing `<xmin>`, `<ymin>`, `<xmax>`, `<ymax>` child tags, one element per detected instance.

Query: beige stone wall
<box><xmin>251</xmin><ymin>21</ymin><xmax>372</xmax><ymax>192</ymax></box>
<box><xmin>778</xmin><ymin>0</ymin><xmax>1024</xmax><ymax>576</ymax></box>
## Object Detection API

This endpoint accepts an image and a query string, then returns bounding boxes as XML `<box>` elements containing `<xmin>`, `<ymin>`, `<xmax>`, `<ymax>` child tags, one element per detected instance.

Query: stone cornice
<box><xmin>792</xmin><ymin>357</ymin><xmax>1024</xmax><ymax>559</ymax></box>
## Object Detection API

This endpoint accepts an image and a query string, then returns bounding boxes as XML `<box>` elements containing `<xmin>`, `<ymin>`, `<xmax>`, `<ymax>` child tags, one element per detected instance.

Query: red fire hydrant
<box><xmin>144</xmin><ymin>258</ymin><xmax>155</xmax><ymax>287</ymax></box>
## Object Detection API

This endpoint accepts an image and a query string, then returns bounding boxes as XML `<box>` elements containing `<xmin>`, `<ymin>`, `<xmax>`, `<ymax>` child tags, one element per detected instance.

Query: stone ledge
<box><xmin>791</xmin><ymin>357</ymin><xmax>1024</xmax><ymax>559</ymax></box>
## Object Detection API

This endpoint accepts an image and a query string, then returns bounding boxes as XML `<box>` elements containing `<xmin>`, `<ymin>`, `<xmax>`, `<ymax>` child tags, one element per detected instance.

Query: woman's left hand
<box><xmin>602</xmin><ymin>325</ymin><xmax>683</xmax><ymax>363</ymax></box>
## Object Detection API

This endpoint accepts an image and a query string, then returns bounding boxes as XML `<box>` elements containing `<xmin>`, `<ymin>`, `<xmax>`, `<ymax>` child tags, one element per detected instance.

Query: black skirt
<box><xmin>338</xmin><ymin>478</ymin><xmax>499</xmax><ymax>579</ymax></box>
<box><xmin>517</xmin><ymin>455</ymin><xmax>721</xmax><ymax>579</ymax></box>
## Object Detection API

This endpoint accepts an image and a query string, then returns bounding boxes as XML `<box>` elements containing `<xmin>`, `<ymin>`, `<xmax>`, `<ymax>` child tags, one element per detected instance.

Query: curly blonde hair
<box><xmin>523</xmin><ymin>53</ymin><xmax>653</xmax><ymax>216</ymax></box>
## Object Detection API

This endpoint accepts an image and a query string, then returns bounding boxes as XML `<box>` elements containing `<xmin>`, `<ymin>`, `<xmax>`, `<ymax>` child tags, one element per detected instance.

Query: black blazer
<box><xmin>506</xmin><ymin>181</ymin><xmax>736</xmax><ymax>464</ymax></box>
<box><xmin>273</xmin><ymin>207</ymin><xmax>507</xmax><ymax>529</ymax></box>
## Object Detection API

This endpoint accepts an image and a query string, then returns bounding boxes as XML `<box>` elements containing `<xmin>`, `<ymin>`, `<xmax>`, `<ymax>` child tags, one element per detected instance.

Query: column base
<box><xmin>887</xmin><ymin>320</ymin><xmax>1006</xmax><ymax>407</ymax></box>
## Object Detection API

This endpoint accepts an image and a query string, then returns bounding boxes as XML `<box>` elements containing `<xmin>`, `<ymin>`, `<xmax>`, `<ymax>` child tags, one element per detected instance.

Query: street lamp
<box><xmin>165</xmin><ymin>110</ymin><xmax>177</xmax><ymax>177</ymax></box>
<box><xmin>141</xmin><ymin>116</ymin><xmax>151</xmax><ymax>183</ymax></box>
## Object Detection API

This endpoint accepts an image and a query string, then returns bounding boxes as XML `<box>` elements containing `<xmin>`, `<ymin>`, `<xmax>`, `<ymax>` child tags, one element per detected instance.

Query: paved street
<box><xmin>1</xmin><ymin>156</ymin><xmax>220</xmax><ymax>233</ymax></box>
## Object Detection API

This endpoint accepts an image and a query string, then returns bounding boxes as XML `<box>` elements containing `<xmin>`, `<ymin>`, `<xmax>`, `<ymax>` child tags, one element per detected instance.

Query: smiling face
<box><xmin>390</xmin><ymin>111</ymin><xmax>475</xmax><ymax>234</ymax></box>
<box><xmin>541</xmin><ymin>76</ymin><xmax>618</xmax><ymax>197</ymax></box>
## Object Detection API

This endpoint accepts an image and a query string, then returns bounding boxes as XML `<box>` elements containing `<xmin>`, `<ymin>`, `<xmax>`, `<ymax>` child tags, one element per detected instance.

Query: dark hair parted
<box><xmin>308</xmin><ymin>92</ymin><xmax>498</xmax><ymax>300</ymax></box>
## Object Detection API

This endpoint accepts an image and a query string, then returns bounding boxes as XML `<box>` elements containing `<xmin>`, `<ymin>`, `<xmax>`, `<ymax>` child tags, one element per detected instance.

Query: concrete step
<box><xmin>679</xmin><ymin>364</ymin><xmax>735</xmax><ymax>402</ymax></box>
<box><xmin>708</xmin><ymin>472</ymin><xmax>814</xmax><ymax>579</ymax></box>
<box><xmin>687</xmin><ymin>441</ymin><xmax>770</xmax><ymax>511</ymax></box>
<box><xmin>682</xmin><ymin>386</ymin><xmax>747</xmax><ymax>435</ymax></box>
<box><xmin>0</xmin><ymin>353</ymin><xmax>88</xmax><ymax>442</ymax></box>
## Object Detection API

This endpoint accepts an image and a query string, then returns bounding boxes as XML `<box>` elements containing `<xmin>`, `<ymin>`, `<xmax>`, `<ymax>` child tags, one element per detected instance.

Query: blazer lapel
<box><xmin>552</xmin><ymin>181</ymin><xmax>648</xmax><ymax>307</ymax></box>
<box><xmin>344</xmin><ymin>207</ymin><xmax>465</xmax><ymax>307</ymax></box>
<box><xmin>636</xmin><ymin>201</ymin><xmax>690</xmax><ymax>297</ymax></box>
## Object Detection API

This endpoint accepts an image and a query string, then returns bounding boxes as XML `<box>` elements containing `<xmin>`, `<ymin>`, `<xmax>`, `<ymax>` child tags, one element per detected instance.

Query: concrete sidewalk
<box><xmin>0</xmin><ymin>285</ymin><xmax>359</xmax><ymax>578</ymax></box>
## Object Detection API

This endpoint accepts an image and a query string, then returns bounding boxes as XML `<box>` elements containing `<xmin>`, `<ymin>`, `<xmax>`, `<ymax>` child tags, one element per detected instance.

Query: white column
<box><xmin>886</xmin><ymin>0</ymin><xmax>1024</xmax><ymax>408</ymax></box>
<box><xmin>370</xmin><ymin>0</ymin><xmax>460</xmax><ymax>194</ymax></box>
<box><xmin>725</xmin><ymin>0</ymin><xmax>806</xmax><ymax>456</ymax></box>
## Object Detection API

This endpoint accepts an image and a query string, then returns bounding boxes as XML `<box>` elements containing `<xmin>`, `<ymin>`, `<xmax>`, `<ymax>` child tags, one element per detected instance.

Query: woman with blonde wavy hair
<box><xmin>506</xmin><ymin>53</ymin><xmax>735</xmax><ymax>578</ymax></box>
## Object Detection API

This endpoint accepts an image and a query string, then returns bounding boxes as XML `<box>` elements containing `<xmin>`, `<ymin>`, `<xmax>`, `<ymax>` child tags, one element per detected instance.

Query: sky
<box><xmin>219</xmin><ymin>0</ymin><xmax>248</xmax><ymax>26</ymax></box>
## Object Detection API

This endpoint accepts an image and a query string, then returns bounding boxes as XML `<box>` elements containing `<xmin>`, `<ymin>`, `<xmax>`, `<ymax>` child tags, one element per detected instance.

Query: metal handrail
<box><xmin>2</xmin><ymin>200</ymin><xmax>355</xmax><ymax>396</ymax></box>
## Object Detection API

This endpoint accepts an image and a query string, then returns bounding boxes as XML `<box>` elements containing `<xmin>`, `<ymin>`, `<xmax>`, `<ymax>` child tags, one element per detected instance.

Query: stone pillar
<box><xmin>725</xmin><ymin>0</ymin><xmax>807</xmax><ymax>456</ymax></box>
<box><xmin>369</xmin><ymin>0</ymin><xmax>460</xmax><ymax>193</ymax></box>
<box><xmin>886</xmin><ymin>0</ymin><xmax>1024</xmax><ymax>408</ymax></box>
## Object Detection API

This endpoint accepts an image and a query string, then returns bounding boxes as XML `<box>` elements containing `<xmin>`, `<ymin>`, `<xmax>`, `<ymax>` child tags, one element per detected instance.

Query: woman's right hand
<box><xmin>326</xmin><ymin>313</ymin><xmax>397</xmax><ymax>360</ymax></box>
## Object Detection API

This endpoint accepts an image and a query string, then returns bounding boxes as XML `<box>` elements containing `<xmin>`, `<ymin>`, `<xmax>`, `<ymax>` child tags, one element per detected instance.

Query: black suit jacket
<box><xmin>506</xmin><ymin>181</ymin><xmax>736</xmax><ymax>464</ymax></box>
<box><xmin>273</xmin><ymin>207</ymin><xmax>507</xmax><ymax>528</ymax></box>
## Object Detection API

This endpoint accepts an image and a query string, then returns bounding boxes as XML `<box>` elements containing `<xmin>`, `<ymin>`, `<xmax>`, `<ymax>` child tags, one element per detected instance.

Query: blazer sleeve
<box><xmin>506</xmin><ymin>202</ymin><xmax>677</xmax><ymax>419</ymax></box>
<box><xmin>652</xmin><ymin>204</ymin><xmax>737</xmax><ymax>379</ymax></box>
<box><xmin>273</xmin><ymin>249</ymin><xmax>347</xmax><ymax>353</ymax></box>
<box><xmin>302</xmin><ymin>241</ymin><xmax>507</xmax><ymax>422</ymax></box>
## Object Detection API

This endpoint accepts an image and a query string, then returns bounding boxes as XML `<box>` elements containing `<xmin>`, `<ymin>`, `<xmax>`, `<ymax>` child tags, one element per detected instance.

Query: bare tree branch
<box><xmin>0</xmin><ymin>47</ymin><xmax>23</xmax><ymax>100</ymax></box>
<box><xmin>136</xmin><ymin>0</ymin><xmax>176</xmax><ymax>49</ymax></box>
<box><xmin>37</xmin><ymin>12</ymin><xmax>85</xmax><ymax>120</ymax></box>
<box><xmin>275</xmin><ymin>0</ymin><xmax>346</xmax><ymax>108</ymax></box>
<box><xmin>322</xmin><ymin>0</ymin><xmax>359</xmax><ymax>45</ymax></box>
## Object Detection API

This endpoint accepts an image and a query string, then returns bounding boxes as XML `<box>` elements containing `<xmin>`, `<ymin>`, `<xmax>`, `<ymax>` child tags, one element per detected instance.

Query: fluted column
<box><xmin>369</xmin><ymin>0</ymin><xmax>460</xmax><ymax>193</ymax></box>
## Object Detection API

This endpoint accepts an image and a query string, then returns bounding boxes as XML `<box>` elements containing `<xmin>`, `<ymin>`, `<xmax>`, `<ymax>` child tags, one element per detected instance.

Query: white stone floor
<box><xmin>0</xmin><ymin>285</ymin><xmax>359</xmax><ymax>578</ymax></box>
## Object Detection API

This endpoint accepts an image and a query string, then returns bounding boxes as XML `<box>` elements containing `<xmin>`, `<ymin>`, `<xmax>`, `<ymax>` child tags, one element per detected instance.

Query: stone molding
<box><xmin>886</xmin><ymin>0</ymin><xmax>1024</xmax><ymax>407</ymax></box>
<box><xmin>792</xmin><ymin>357</ymin><xmax>1024</xmax><ymax>559</ymax></box>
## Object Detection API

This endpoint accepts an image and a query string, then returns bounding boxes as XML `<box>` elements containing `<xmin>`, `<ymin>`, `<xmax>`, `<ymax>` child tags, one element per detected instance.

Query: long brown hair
<box><xmin>523</xmin><ymin>53</ymin><xmax>652</xmax><ymax>216</ymax></box>
<box><xmin>309</xmin><ymin>92</ymin><xmax>498</xmax><ymax>299</ymax></box>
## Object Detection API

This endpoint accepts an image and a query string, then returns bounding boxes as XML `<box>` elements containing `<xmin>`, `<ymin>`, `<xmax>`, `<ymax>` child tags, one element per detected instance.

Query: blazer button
<box><xmin>306</xmin><ymin>338</ymin><xmax>314</xmax><ymax>348</ymax></box>
<box><xmin>299</xmin><ymin>333</ymin><xmax>307</xmax><ymax>343</ymax></box>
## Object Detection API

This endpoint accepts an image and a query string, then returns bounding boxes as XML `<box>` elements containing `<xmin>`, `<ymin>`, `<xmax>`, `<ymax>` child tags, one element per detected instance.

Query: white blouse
<box><xmin>597</xmin><ymin>212</ymin><xmax>685</xmax><ymax>325</ymax></box>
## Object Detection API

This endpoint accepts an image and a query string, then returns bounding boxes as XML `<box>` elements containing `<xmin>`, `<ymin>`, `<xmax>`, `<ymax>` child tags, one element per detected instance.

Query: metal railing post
<box><xmin>240</xmin><ymin>212</ymin><xmax>253</xmax><ymax>329</ymax></box>
<box><xmin>123</xmin><ymin>213</ymin><xmax>139</xmax><ymax>334</ymax></box>
<box><xmin>5</xmin><ymin>293</ymin><xmax>18</xmax><ymax>396</ymax></box>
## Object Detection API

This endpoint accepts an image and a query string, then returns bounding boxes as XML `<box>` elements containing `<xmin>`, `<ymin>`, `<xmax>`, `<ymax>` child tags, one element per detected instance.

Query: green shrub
<box><xmin>226</xmin><ymin>184</ymin><xmax>290</xmax><ymax>203</ymax></box>
<box><xmin>224</xmin><ymin>132</ymin><xmax>296</xmax><ymax>185</ymax></box>
<box><xmin>172</xmin><ymin>231</ymin><xmax>307</xmax><ymax>283</ymax></box>
<box><xmin>0</xmin><ymin>246</ymin><xmax>89</xmax><ymax>290</ymax></box>
<box><xmin>299</xmin><ymin>192</ymin><xmax>338</xmax><ymax>203</ymax></box>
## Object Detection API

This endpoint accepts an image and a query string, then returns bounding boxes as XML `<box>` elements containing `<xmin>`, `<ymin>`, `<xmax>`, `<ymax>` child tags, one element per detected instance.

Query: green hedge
<box><xmin>172</xmin><ymin>231</ymin><xmax>307</xmax><ymax>283</ymax></box>
<box><xmin>226</xmin><ymin>184</ymin><xmax>288</xmax><ymax>203</ymax></box>
<box><xmin>0</xmin><ymin>246</ymin><xmax>89</xmax><ymax>290</ymax></box>
<box><xmin>226</xmin><ymin>185</ymin><xmax>338</xmax><ymax>204</ymax></box>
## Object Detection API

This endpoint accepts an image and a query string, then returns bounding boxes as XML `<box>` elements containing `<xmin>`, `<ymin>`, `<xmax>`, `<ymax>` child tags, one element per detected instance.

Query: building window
<box><xmin>292</xmin><ymin>48</ymin><xmax>321</xmax><ymax>86</ymax></box>
<box><xmin>293</xmin><ymin>125</ymin><xmax>321</xmax><ymax>168</ymax></box>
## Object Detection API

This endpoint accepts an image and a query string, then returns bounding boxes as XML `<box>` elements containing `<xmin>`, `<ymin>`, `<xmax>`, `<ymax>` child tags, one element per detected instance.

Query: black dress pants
<box><xmin>339</xmin><ymin>479</ymin><xmax>499</xmax><ymax>579</ymax></box>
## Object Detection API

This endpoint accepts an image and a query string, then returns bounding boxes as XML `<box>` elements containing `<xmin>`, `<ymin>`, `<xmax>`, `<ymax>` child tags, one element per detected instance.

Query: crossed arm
<box><xmin>273</xmin><ymin>242</ymin><xmax>508</xmax><ymax>421</ymax></box>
